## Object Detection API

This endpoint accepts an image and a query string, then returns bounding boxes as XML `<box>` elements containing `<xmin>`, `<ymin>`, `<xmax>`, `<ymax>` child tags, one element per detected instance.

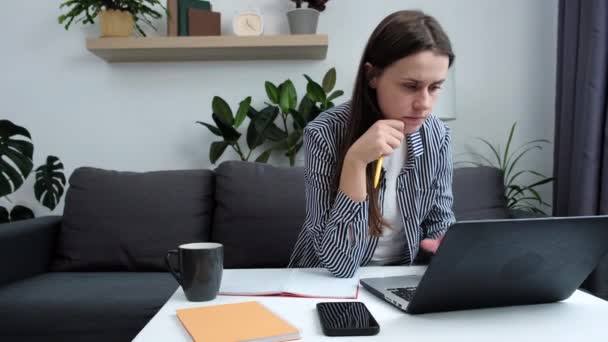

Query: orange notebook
<box><xmin>176</xmin><ymin>301</ymin><xmax>301</xmax><ymax>342</ymax></box>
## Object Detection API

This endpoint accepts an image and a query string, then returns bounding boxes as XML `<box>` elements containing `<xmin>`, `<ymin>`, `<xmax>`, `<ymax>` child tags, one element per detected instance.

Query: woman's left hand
<box><xmin>420</xmin><ymin>235</ymin><xmax>444</xmax><ymax>254</ymax></box>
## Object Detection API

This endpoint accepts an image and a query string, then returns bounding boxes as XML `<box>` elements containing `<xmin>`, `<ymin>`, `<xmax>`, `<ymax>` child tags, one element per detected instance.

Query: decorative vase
<box><xmin>286</xmin><ymin>8</ymin><xmax>319</xmax><ymax>34</ymax></box>
<box><xmin>99</xmin><ymin>9</ymin><xmax>134</xmax><ymax>37</ymax></box>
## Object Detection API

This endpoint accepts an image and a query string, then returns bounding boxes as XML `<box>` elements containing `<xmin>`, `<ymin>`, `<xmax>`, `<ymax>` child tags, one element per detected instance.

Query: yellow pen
<box><xmin>373</xmin><ymin>156</ymin><xmax>383</xmax><ymax>188</ymax></box>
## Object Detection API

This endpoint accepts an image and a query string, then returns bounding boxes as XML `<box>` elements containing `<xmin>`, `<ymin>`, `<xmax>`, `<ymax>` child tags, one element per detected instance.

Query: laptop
<box><xmin>360</xmin><ymin>215</ymin><xmax>608</xmax><ymax>314</ymax></box>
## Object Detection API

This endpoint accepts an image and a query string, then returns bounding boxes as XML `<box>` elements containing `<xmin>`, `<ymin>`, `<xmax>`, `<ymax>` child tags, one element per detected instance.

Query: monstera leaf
<box><xmin>10</xmin><ymin>205</ymin><xmax>34</xmax><ymax>221</ymax></box>
<box><xmin>0</xmin><ymin>205</ymin><xmax>35</xmax><ymax>223</ymax></box>
<box><xmin>0</xmin><ymin>120</ymin><xmax>34</xmax><ymax>197</ymax></box>
<box><xmin>34</xmin><ymin>156</ymin><xmax>66</xmax><ymax>211</ymax></box>
<box><xmin>0</xmin><ymin>206</ymin><xmax>8</xmax><ymax>223</ymax></box>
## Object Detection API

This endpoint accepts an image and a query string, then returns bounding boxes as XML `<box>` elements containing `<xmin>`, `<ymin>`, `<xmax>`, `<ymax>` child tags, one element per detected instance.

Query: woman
<box><xmin>288</xmin><ymin>10</ymin><xmax>456</xmax><ymax>278</ymax></box>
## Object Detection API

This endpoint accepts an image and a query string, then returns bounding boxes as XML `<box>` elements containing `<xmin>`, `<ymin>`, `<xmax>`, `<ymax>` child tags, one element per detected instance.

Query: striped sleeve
<box><xmin>420</xmin><ymin>127</ymin><xmax>456</xmax><ymax>238</ymax></box>
<box><xmin>302</xmin><ymin>126</ymin><xmax>370</xmax><ymax>278</ymax></box>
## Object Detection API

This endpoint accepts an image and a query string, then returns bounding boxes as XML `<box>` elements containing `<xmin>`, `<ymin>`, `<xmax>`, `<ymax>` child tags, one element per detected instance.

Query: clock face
<box><xmin>233</xmin><ymin>13</ymin><xmax>263</xmax><ymax>36</ymax></box>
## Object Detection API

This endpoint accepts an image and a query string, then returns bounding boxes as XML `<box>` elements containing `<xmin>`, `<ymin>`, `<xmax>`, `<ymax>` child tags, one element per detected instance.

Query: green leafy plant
<box><xmin>197</xmin><ymin>96</ymin><xmax>255</xmax><ymax>163</ymax></box>
<box><xmin>58</xmin><ymin>0</ymin><xmax>166</xmax><ymax>36</ymax></box>
<box><xmin>458</xmin><ymin>122</ymin><xmax>554</xmax><ymax>214</ymax></box>
<box><xmin>291</xmin><ymin>0</ymin><xmax>330</xmax><ymax>11</ymax></box>
<box><xmin>0</xmin><ymin>120</ymin><xmax>66</xmax><ymax>223</ymax></box>
<box><xmin>198</xmin><ymin>68</ymin><xmax>344</xmax><ymax>166</ymax></box>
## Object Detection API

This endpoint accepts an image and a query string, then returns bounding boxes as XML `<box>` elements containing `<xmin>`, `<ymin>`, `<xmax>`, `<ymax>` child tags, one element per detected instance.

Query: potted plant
<box><xmin>457</xmin><ymin>123</ymin><xmax>554</xmax><ymax>215</ymax></box>
<box><xmin>0</xmin><ymin>120</ymin><xmax>66</xmax><ymax>222</ymax></box>
<box><xmin>287</xmin><ymin>0</ymin><xmax>329</xmax><ymax>34</ymax></box>
<box><xmin>197</xmin><ymin>68</ymin><xmax>344</xmax><ymax>166</ymax></box>
<box><xmin>58</xmin><ymin>0</ymin><xmax>166</xmax><ymax>37</ymax></box>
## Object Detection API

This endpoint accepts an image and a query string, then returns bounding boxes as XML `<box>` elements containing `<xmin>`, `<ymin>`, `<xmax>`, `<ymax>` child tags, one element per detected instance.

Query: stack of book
<box><xmin>166</xmin><ymin>0</ymin><xmax>221</xmax><ymax>36</ymax></box>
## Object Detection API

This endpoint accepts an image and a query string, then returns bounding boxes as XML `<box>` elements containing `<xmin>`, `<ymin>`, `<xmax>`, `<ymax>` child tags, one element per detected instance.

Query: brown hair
<box><xmin>332</xmin><ymin>10</ymin><xmax>455</xmax><ymax>236</ymax></box>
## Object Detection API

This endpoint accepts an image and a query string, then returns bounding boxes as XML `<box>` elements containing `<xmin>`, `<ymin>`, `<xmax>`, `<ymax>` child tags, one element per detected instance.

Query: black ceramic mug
<box><xmin>165</xmin><ymin>242</ymin><xmax>223</xmax><ymax>302</ymax></box>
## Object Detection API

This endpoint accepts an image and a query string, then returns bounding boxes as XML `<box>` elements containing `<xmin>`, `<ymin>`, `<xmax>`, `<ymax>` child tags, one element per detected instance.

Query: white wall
<box><xmin>0</xmin><ymin>0</ymin><xmax>558</xmax><ymax>215</ymax></box>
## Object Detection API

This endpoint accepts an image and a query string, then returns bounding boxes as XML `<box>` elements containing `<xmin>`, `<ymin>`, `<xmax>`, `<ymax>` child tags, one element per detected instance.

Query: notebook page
<box><xmin>283</xmin><ymin>268</ymin><xmax>359</xmax><ymax>298</ymax></box>
<box><xmin>219</xmin><ymin>269</ymin><xmax>292</xmax><ymax>295</ymax></box>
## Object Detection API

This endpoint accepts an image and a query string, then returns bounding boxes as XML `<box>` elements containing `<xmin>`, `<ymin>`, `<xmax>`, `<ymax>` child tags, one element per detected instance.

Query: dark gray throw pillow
<box><xmin>52</xmin><ymin>167</ymin><xmax>214</xmax><ymax>271</ymax></box>
<box><xmin>211</xmin><ymin>161</ymin><xmax>306</xmax><ymax>268</ymax></box>
<box><xmin>453</xmin><ymin>166</ymin><xmax>509</xmax><ymax>220</ymax></box>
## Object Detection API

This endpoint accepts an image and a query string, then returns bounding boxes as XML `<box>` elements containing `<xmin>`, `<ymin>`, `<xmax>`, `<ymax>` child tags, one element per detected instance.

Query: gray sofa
<box><xmin>0</xmin><ymin>161</ymin><xmax>518</xmax><ymax>342</ymax></box>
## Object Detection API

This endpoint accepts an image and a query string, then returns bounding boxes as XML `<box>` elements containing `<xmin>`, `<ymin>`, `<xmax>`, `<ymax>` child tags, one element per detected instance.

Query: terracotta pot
<box><xmin>99</xmin><ymin>9</ymin><xmax>134</xmax><ymax>37</ymax></box>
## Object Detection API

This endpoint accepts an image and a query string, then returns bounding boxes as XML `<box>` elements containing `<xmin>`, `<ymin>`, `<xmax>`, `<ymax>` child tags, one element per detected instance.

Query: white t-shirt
<box><xmin>369</xmin><ymin>141</ymin><xmax>408</xmax><ymax>265</ymax></box>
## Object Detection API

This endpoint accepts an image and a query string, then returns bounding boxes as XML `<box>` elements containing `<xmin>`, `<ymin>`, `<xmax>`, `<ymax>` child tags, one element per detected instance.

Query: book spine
<box><xmin>167</xmin><ymin>0</ymin><xmax>178</xmax><ymax>36</ymax></box>
<box><xmin>178</xmin><ymin>0</ymin><xmax>212</xmax><ymax>36</ymax></box>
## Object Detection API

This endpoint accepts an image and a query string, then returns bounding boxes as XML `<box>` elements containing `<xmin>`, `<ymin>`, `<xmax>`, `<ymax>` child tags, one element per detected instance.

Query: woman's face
<box><xmin>368</xmin><ymin>50</ymin><xmax>450</xmax><ymax>134</ymax></box>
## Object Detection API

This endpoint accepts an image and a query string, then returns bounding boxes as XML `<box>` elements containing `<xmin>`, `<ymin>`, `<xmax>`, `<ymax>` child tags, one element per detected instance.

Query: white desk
<box><xmin>133</xmin><ymin>266</ymin><xmax>608</xmax><ymax>341</ymax></box>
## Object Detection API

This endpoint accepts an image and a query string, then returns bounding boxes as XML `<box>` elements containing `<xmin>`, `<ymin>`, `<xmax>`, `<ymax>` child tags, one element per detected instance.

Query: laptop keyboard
<box><xmin>387</xmin><ymin>286</ymin><xmax>417</xmax><ymax>302</ymax></box>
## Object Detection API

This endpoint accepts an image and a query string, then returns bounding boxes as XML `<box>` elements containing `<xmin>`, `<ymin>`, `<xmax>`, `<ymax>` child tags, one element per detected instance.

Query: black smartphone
<box><xmin>316</xmin><ymin>301</ymin><xmax>380</xmax><ymax>336</ymax></box>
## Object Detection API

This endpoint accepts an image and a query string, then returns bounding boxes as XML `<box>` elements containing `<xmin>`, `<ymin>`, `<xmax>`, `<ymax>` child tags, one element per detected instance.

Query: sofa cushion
<box><xmin>212</xmin><ymin>161</ymin><xmax>305</xmax><ymax>268</ymax></box>
<box><xmin>52</xmin><ymin>167</ymin><xmax>214</xmax><ymax>271</ymax></box>
<box><xmin>453</xmin><ymin>166</ymin><xmax>509</xmax><ymax>220</ymax></box>
<box><xmin>0</xmin><ymin>272</ymin><xmax>177</xmax><ymax>342</ymax></box>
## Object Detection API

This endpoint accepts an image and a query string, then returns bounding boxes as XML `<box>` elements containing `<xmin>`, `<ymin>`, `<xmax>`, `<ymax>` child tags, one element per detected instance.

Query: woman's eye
<box><xmin>403</xmin><ymin>84</ymin><xmax>417</xmax><ymax>90</ymax></box>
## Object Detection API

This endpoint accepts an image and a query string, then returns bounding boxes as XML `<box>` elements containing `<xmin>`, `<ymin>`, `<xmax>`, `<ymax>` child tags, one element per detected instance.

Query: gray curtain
<box><xmin>554</xmin><ymin>0</ymin><xmax>608</xmax><ymax>299</ymax></box>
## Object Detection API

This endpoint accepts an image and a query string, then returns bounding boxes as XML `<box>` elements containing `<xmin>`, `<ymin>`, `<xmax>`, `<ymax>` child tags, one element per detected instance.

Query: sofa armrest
<box><xmin>508</xmin><ymin>209</ymin><xmax>548</xmax><ymax>219</ymax></box>
<box><xmin>0</xmin><ymin>216</ymin><xmax>61</xmax><ymax>287</ymax></box>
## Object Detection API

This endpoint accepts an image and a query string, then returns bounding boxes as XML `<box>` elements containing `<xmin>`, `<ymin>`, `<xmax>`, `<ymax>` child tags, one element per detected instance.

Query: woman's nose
<box><xmin>413</xmin><ymin>89</ymin><xmax>432</xmax><ymax>111</ymax></box>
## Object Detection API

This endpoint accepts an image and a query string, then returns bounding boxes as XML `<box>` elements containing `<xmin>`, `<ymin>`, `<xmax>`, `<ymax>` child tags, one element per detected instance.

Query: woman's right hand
<box><xmin>345</xmin><ymin>119</ymin><xmax>405</xmax><ymax>166</ymax></box>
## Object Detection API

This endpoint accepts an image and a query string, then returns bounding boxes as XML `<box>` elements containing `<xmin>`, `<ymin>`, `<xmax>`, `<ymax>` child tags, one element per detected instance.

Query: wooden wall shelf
<box><xmin>86</xmin><ymin>34</ymin><xmax>328</xmax><ymax>62</ymax></box>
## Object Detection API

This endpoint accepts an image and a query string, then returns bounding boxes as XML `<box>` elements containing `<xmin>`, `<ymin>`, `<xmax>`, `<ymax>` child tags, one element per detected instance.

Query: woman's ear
<box><xmin>364</xmin><ymin>62</ymin><xmax>379</xmax><ymax>89</ymax></box>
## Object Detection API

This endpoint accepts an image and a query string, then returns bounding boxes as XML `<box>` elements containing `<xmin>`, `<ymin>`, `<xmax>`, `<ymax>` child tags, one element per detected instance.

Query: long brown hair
<box><xmin>332</xmin><ymin>10</ymin><xmax>455</xmax><ymax>236</ymax></box>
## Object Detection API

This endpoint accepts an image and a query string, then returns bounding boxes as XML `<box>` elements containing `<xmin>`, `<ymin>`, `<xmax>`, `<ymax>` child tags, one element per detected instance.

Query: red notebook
<box><xmin>219</xmin><ymin>268</ymin><xmax>359</xmax><ymax>299</ymax></box>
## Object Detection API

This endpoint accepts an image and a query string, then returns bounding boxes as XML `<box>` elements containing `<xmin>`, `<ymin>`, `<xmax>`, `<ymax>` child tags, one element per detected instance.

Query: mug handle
<box><xmin>165</xmin><ymin>249</ymin><xmax>181</xmax><ymax>285</ymax></box>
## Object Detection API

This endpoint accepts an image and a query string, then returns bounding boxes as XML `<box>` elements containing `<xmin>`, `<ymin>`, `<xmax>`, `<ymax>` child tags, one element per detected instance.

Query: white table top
<box><xmin>133</xmin><ymin>266</ymin><xmax>608</xmax><ymax>342</ymax></box>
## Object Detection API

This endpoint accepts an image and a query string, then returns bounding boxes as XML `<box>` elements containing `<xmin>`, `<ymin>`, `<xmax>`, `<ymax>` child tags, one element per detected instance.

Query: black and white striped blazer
<box><xmin>288</xmin><ymin>101</ymin><xmax>455</xmax><ymax>278</ymax></box>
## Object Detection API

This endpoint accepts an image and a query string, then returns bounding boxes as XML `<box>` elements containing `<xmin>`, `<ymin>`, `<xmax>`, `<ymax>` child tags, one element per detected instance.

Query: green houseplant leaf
<box><xmin>212</xmin><ymin>113</ymin><xmax>241</xmax><ymax>143</ymax></box>
<box><xmin>502</xmin><ymin>123</ymin><xmax>517</xmax><ymax>170</ymax></box>
<box><xmin>210</xmin><ymin>141</ymin><xmax>229</xmax><ymax>164</ymax></box>
<box><xmin>246</xmin><ymin>107</ymin><xmax>263</xmax><ymax>150</ymax></box>
<box><xmin>196</xmin><ymin>121</ymin><xmax>222</xmax><ymax>136</ymax></box>
<box><xmin>246</xmin><ymin>120</ymin><xmax>263</xmax><ymax>150</ymax></box>
<box><xmin>255</xmin><ymin>149</ymin><xmax>273</xmax><ymax>163</ymax></box>
<box><xmin>304</xmin><ymin>75</ymin><xmax>327</xmax><ymax>103</ymax></box>
<box><xmin>0</xmin><ymin>120</ymin><xmax>34</xmax><ymax>197</ymax></box>
<box><xmin>10</xmin><ymin>205</ymin><xmax>35</xmax><ymax>222</ymax></box>
<box><xmin>279</xmin><ymin>80</ymin><xmax>298</xmax><ymax>114</ymax></box>
<box><xmin>265</xmin><ymin>125</ymin><xmax>288</xmax><ymax>142</ymax></box>
<box><xmin>0</xmin><ymin>203</ymin><xmax>35</xmax><ymax>222</ymax></box>
<box><xmin>234</xmin><ymin>97</ymin><xmax>252</xmax><ymax>128</ymax></box>
<box><xmin>327</xmin><ymin>90</ymin><xmax>344</xmax><ymax>103</ymax></box>
<box><xmin>475</xmin><ymin>138</ymin><xmax>501</xmax><ymax>168</ymax></box>
<box><xmin>253</xmin><ymin>106</ymin><xmax>280</xmax><ymax>135</ymax></box>
<box><xmin>289</xmin><ymin>109</ymin><xmax>307</xmax><ymax>130</ymax></box>
<box><xmin>0</xmin><ymin>206</ymin><xmax>8</xmax><ymax>223</ymax></box>
<box><xmin>212</xmin><ymin>96</ymin><xmax>234</xmax><ymax>126</ymax></box>
<box><xmin>265</xmin><ymin>81</ymin><xmax>279</xmax><ymax>104</ymax></box>
<box><xmin>322</xmin><ymin>67</ymin><xmax>336</xmax><ymax>93</ymax></box>
<box><xmin>298</xmin><ymin>96</ymin><xmax>315</xmax><ymax>122</ymax></box>
<box><xmin>247</xmin><ymin>106</ymin><xmax>280</xmax><ymax>149</ymax></box>
<box><xmin>287</xmin><ymin>130</ymin><xmax>302</xmax><ymax>148</ymax></box>
<box><xmin>34</xmin><ymin>156</ymin><xmax>66</xmax><ymax>211</ymax></box>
